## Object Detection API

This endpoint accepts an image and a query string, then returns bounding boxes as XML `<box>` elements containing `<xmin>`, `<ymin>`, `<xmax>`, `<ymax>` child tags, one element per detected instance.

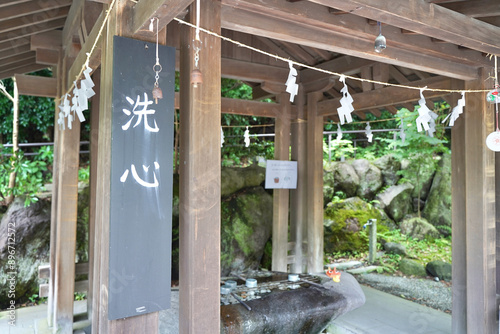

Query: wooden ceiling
<box><xmin>1</xmin><ymin>0</ymin><xmax>499</xmax><ymax>118</ymax></box>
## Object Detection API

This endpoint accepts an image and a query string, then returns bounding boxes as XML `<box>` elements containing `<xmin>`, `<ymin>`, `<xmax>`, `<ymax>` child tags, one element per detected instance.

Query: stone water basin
<box><xmin>220</xmin><ymin>271</ymin><xmax>365</xmax><ymax>334</ymax></box>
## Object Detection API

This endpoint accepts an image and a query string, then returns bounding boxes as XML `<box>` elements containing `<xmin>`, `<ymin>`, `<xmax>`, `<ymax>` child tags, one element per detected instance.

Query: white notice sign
<box><xmin>265</xmin><ymin>160</ymin><xmax>298</xmax><ymax>189</ymax></box>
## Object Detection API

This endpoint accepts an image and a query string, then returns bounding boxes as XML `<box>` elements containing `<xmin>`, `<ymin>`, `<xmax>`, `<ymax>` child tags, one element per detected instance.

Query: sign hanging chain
<box><xmin>152</xmin><ymin>17</ymin><xmax>163</xmax><ymax>104</ymax></box>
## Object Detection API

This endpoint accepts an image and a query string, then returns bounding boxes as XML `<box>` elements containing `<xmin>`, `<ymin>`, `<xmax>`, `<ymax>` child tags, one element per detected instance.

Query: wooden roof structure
<box><xmin>1</xmin><ymin>0</ymin><xmax>499</xmax><ymax>333</ymax></box>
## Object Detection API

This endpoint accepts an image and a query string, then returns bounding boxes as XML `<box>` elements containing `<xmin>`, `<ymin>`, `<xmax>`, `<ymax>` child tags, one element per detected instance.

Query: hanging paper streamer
<box><xmin>365</xmin><ymin>122</ymin><xmax>373</xmax><ymax>142</ymax></box>
<box><xmin>415</xmin><ymin>87</ymin><xmax>432</xmax><ymax>132</ymax></box>
<box><xmin>399</xmin><ymin>118</ymin><xmax>406</xmax><ymax>143</ymax></box>
<box><xmin>336</xmin><ymin>123</ymin><xmax>343</xmax><ymax>141</ymax></box>
<box><xmin>337</xmin><ymin>75</ymin><xmax>354</xmax><ymax>125</ymax></box>
<box><xmin>221</xmin><ymin>127</ymin><xmax>225</xmax><ymax>148</ymax></box>
<box><xmin>285</xmin><ymin>61</ymin><xmax>299</xmax><ymax>103</ymax></box>
<box><xmin>244</xmin><ymin>126</ymin><xmax>250</xmax><ymax>147</ymax></box>
<box><xmin>71</xmin><ymin>83</ymin><xmax>86</xmax><ymax>123</ymax></box>
<box><xmin>82</xmin><ymin>61</ymin><xmax>96</xmax><ymax>99</ymax></box>
<box><xmin>57</xmin><ymin>93</ymin><xmax>71</xmax><ymax>130</ymax></box>
<box><xmin>442</xmin><ymin>91</ymin><xmax>465</xmax><ymax>127</ymax></box>
<box><xmin>427</xmin><ymin>110</ymin><xmax>439</xmax><ymax>137</ymax></box>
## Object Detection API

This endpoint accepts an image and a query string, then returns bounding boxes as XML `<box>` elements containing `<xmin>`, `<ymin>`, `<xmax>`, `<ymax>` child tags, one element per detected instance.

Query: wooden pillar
<box><xmin>306</xmin><ymin>91</ymin><xmax>324</xmax><ymax>273</ymax></box>
<box><xmin>452</xmin><ymin>69</ymin><xmax>497</xmax><ymax>333</ymax></box>
<box><xmin>87</xmin><ymin>67</ymin><xmax>100</xmax><ymax>323</ymax></box>
<box><xmin>290</xmin><ymin>87</ymin><xmax>306</xmax><ymax>273</ymax></box>
<box><xmin>178</xmin><ymin>0</ymin><xmax>221</xmax><ymax>332</ymax></box>
<box><xmin>272</xmin><ymin>93</ymin><xmax>292</xmax><ymax>272</ymax></box>
<box><xmin>47</xmin><ymin>48</ymin><xmax>62</xmax><ymax>328</ymax></box>
<box><xmin>451</xmin><ymin>81</ymin><xmax>466</xmax><ymax>333</ymax></box>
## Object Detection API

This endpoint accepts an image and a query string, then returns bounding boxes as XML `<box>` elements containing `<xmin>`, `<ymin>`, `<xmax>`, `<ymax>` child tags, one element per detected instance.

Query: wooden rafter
<box><xmin>309</xmin><ymin>0</ymin><xmax>500</xmax><ymax>55</ymax></box>
<box><xmin>221</xmin><ymin>0</ymin><xmax>481</xmax><ymax>80</ymax></box>
<box><xmin>131</xmin><ymin>0</ymin><xmax>194</xmax><ymax>34</ymax></box>
<box><xmin>439</xmin><ymin>0</ymin><xmax>500</xmax><ymax>18</ymax></box>
<box><xmin>0</xmin><ymin>0</ymin><xmax>71</xmax><ymax>21</ymax></box>
<box><xmin>15</xmin><ymin>74</ymin><xmax>57</xmax><ymax>98</ymax></box>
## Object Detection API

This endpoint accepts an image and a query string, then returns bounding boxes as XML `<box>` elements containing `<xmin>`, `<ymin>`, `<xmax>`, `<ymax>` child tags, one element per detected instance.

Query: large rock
<box><xmin>426</xmin><ymin>260</ymin><xmax>452</xmax><ymax>281</ymax></box>
<box><xmin>400</xmin><ymin>154</ymin><xmax>436</xmax><ymax>200</ymax></box>
<box><xmin>422</xmin><ymin>153</ymin><xmax>452</xmax><ymax>236</ymax></box>
<box><xmin>351</xmin><ymin>159</ymin><xmax>383</xmax><ymax>200</ymax></box>
<box><xmin>373</xmin><ymin>154</ymin><xmax>401</xmax><ymax>187</ymax></box>
<box><xmin>221</xmin><ymin>187</ymin><xmax>273</xmax><ymax>276</ymax></box>
<box><xmin>324</xmin><ymin>197</ymin><xmax>393</xmax><ymax>254</ymax></box>
<box><xmin>375</xmin><ymin>183</ymin><xmax>414</xmax><ymax>222</ymax></box>
<box><xmin>323</xmin><ymin>163</ymin><xmax>336</xmax><ymax>205</ymax></box>
<box><xmin>0</xmin><ymin>197</ymin><xmax>51</xmax><ymax>309</ymax></box>
<box><xmin>383</xmin><ymin>242</ymin><xmax>407</xmax><ymax>256</ymax></box>
<box><xmin>221</xmin><ymin>164</ymin><xmax>266</xmax><ymax>197</ymax></box>
<box><xmin>333</xmin><ymin>162</ymin><xmax>360</xmax><ymax>198</ymax></box>
<box><xmin>399</xmin><ymin>258</ymin><xmax>427</xmax><ymax>277</ymax></box>
<box><xmin>400</xmin><ymin>217</ymin><xmax>440</xmax><ymax>241</ymax></box>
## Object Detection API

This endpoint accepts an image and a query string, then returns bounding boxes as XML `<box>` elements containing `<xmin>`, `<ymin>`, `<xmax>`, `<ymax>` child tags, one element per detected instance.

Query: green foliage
<box><xmin>74</xmin><ymin>292</ymin><xmax>87</xmax><ymax>301</ymax></box>
<box><xmin>0</xmin><ymin>147</ymin><xmax>53</xmax><ymax>206</ymax></box>
<box><xmin>323</xmin><ymin>139</ymin><xmax>356</xmax><ymax>161</ymax></box>
<box><xmin>0</xmin><ymin>69</ymin><xmax>55</xmax><ymax>144</ymax></box>
<box><xmin>79</xmin><ymin>166</ymin><xmax>90</xmax><ymax>181</ymax></box>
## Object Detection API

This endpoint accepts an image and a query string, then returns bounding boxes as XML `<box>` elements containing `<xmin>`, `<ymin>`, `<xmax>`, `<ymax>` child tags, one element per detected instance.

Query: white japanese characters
<box><xmin>122</xmin><ymin>93</ymin><xmax>159</xmax><ymax>133</ymax></box>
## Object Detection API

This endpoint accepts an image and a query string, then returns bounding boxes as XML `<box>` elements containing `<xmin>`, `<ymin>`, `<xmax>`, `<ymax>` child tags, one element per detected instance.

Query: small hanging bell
<box><xmin>191</xmin><ymin>69</ymin><xmax>203</xmax><ymax>88</ymax></box>
<box><xmin>152</xmin><ymin>84</ymin><xmax>163</xmax><ymax>104</ymax></box>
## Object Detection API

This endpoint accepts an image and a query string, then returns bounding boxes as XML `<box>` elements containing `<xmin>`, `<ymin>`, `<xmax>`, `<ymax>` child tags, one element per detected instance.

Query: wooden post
<box><xmin>290</xmin><ymin>87</ymin><xmax>306</xmax><ymax>273</ymax></box>
<box><xmin>87</xmin><ymin>67</ymin><xmax>100</xmax><ymax>323</ymax></box>
<box><xmin>47</xmin><ymin>48</ymin><xmax>62</xmax><ymax>328</ymax></box>
<box><xmin>178</xmin><ymin>0</ymin><xmax>221</xmax><ymax>332</ymax></box>
<box><xmin>306</xmin><ymin>91</ymin><xmax>324</xmax><ymax>273</ymax></box>
<box><xmin>452</xmin><ymin>70</ymin><xmax>497</xmax><ymax>333</ymax></box>
<box><xmin>272</xmin><ymin>93</ymin><xmax>291</xmax><ymax>272</ymax></box>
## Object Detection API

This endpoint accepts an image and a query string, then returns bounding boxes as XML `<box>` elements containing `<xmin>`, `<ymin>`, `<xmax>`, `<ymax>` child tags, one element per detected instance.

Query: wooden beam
<box><xmin>318</xmin><ymin>76</ymin><xmax>452</xmax><ymax>116</ymax></box>
<box><xmin>0</xmin><ymin>18</ymin><xmax>66</xmax><ymax>44</ymax></box>
<box><xmin>0</xmin><ymin>0</ymin><xmax>71</xmax><ymax>21</ymax></box>
<box><xmin>309</xmin><ymin>0</ymin><xmax>500</xmax><ymax>55</ymax></box>
<box><xmin>222</xmin><ymin>0</ymin><xmax>489</xmax><ymax>67</ymax></box>
<box><xmin>62</xmin><ymin>0</ymin><xmax>86</xmax><ymax>49</ymax></box>
<box><xmin>15</xmin><ymin>74</ymin><xmax>57</xmax><ymax>98</ymax></box>
<box><xmin>179</xmin><ymin>0</ymin><xmax>221</xmax><ymax>332</ymax></box>
<box><xmin>222</xmin><ymin>58</ymin><xmax>289</xmax><ymax>83</ymax></box>
<box><xmin>0</xmin><ymin>52</ymin><xmax>35</xmax><ymax>68</ymax></box>
<box><xmin>0</xmin><ymin>62</ymin><xmax>47</xmax><ymax>81</ymax></box>
<box><xmin>131</xmin><ymin>0</ymin><xmax>194</xmax><ymax>34</ymax></box>
<box><xmin>0</xmin><ymin>44</ymin><xmax>30</xmax><ymax>60</ymax></box>
<box><xmin>221</xmin><ymin>3</ymin><xmax>480</xmax><ymax>80</ymax></box>
<box><xmin>440</xmin><ymin>0</ymin><xmax>500</xmax><ymax>18</ymax></box>
<box><xmin>0</xmin><ymin>37</ymin><xmax>30</xmax><ymax>53</ymax></box>
<box><xmin>36</xmin><ymin>48</ymin><xmax>60</xmax><ymax>65</ymax></box>
<box><xmin>272</xmin><ymin>93</ymin><xmax>291</xmax><ymax>272</ymax></box>
<box><xmin>0</xmin><ymin>7</ymin><xmax>69</xmax><ymax>34</ymax></box>
<box><xmin>306</xmin><ymin>91</ymin><xmax>324</xmax><ymax>272</ymax></box>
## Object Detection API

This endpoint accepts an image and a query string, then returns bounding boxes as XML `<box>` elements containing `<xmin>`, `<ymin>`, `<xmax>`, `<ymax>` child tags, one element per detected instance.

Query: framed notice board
<box><xmin>108</xmin><ymin>36</ymin><xmax>174</xmax><ymax>320</ymax></box>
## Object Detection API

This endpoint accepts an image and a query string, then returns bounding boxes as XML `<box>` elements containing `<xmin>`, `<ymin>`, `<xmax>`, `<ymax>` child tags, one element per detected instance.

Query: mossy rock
<box><xmin>221</xmin><ymin>187</ymin><xmax>272</xmax><ymax>276</ymax></box>
<box><xmin>400</xmin><ymin>217</ymin><xmax>440</xmax><ymax>241</ymax></box>
<box><xmin>399</xmin><ymin>258</ymin><xmax>427</xmax><ymax>277</ymax></box>
<box><xmin>400</xmin><ymin>154</ymin><xmax>436</xmax><ymax>200</ymax></box>
<box><xmin>324</xmin><ymin>197</ymin><xmax>391</xmax><ymax>254</ymax></box>
<box><xmin>221</xmin><ymin>164</ymin><xmax>265</xmax><ymax>197</ymax></box>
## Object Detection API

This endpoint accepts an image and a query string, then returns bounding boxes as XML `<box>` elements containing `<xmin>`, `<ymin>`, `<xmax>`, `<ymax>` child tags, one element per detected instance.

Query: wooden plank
<box><xmin>221</xmin><ymin>5</ymin><xmax>480</xmax><ymax>80</ymax></box>
<box><xmin>440</xmin><ymin>0</ymin><xmax>500</xmax><ymax>18</ymax></box>
<box><xmin>272</xmin><ymin>93</ymin><xmax>291</xmax><ymax>272</ymax></box>
<box><xmin>15</xmin><ymin>74</ymin><xmax>57</xmax><ymax>97</ymax></box>
<box><xmin>0</xmin><ymin>44</ymin><xmax>30</xmax><ymax>60</ymax></box>
<box><xmin>318</xmin><ymin>76</ymin><xmax>452</xmax><ymax>116</ymax></box>
<box><xmin>0</xmin><ymin>0</ymin><xmax>71</xmax><ymax>21</ymax></box>
<box><xmin>463</xmin><ymin>68</ymin><xmax>497</xmax><ymax>333</ymax></box>
<box><xmin>360</xmin><ymin>66</ymin><xmax>373</xmax><ymax>91</ymax></box>
<box><xmin>0</xmin><ymin>52</ymin><xmax>35</xmax><ymax>68</ymax></box>
<box><xmin>222</xmin><ymin>58</ymin><xmax>289</xmax><ymax>83</ymax></box>
<box><xmin>222</xmin><ymin>0</ymin><xmax>490</xmax><ymax>68</ymax></box>
<box><xmin>0</xmin><ymin>63</ymin><xmax>47</xmax><ymax>81</ymax></box>
<box><xmin>308</xmin><ymin>0</ymin><xmax>500</xmax><ymax>55</ymax></box>
<box><xmin>0</xmin><ymin>17</ymin><xmax>66</xmax><ymax>44</ymax></box>
<box><xmin>62</xmin><ymin>0</ymin><xmax>85</xmax><ymax>49</ymax></box>
<box><xmin>306</xmin><ymin>91</ymin><xmax>324</xmax><ymax>273</ymax></box>
<box><xmin>36</xmin><ymin>48</ymin><xmax>60</xmax><ymax>65</ymax></box>
<box><xmin>131</xmin><ymin>0</ymin><xmax>193</xmax><ymax>34</ymax></box>
<box><xmin>373</xmin><ymin>63</ymin><xmax>389</xmax><ymax>90</ymax></box>
<box><xmin>0</xmin><ymin>37</ymin><xmax>30</xmax><ymax>53</ymax></box>
<box><xmin>290</xmin><ymin>88</ymin><xmax>307</xmax><ymax>273</ymax></box>
<box><xmin>179</xmin><ymin>0</ymin><xmax>221</xmax><ymax>332</ymax></box>
<box><xmin>0</xmin><ymin>8</ymin><xmax>69</xmax><ymax>35</ymax></box>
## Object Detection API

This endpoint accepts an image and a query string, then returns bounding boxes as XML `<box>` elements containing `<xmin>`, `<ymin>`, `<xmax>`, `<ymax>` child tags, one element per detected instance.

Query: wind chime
<box><xmin>150</xmin><ymin>17</ymin><xmax>163</xmax><ymax>104</ymax></box>
<box><xmin>191</xmin><ymin>0</ymin><xmax>203</xmax><ymax>87</ymax></box>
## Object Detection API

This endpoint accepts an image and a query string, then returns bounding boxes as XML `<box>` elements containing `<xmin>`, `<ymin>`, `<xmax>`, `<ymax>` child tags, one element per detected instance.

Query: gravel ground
<box><xmin>354</xmin><ymin>273</ymin><xmax>452</xmax><ymax>313</ymax></box>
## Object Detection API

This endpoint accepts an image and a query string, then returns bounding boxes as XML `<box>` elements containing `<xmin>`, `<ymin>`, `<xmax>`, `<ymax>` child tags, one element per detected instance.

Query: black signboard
<box><xmin>108</xmin><ymin>36</ymin><xmax>174</xmax><ymax>320</ymax></box>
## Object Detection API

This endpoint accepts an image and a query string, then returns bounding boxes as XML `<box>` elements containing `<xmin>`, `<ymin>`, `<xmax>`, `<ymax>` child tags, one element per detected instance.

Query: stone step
<box><xmin>346</xmin><ymin>266</ymin><xmax>381</xmax><ymax>275</ymax></box>
<box><xmin>324</xmin><ymin>261</ymin><xmax>363</xmax><ymax>271</ymax></box>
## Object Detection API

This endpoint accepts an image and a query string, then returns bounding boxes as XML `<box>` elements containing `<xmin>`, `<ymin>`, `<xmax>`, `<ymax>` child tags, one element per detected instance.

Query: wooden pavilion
<box><xmin>1</xmin><ymin>0</ymin><xmax>500</xmax><ymax>332</ymax></box>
